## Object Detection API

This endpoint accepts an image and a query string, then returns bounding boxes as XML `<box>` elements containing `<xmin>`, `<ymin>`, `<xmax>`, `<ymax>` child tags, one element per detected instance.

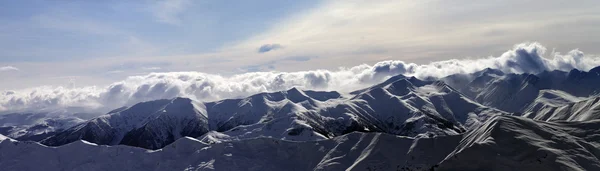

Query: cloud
<box><xmin>233</xmin><ymin>0</ymin><xmax>600</xmax><ymax>65</ymax></box>
<box><xmin>150</xmin><ymin>0</ymin><xmax>191</xmax><ymax>25</ymax></box>
<box><xmin>258</xmin><ymin>44</ymin><xmax>283</xmax><ymax>53</ymax></box>
<box><xmin>1</xmin><ymin>43</ymin><xmax>599</xmax><ymax>114</ymax></box>
<box><xmin>0</xmin><ymin>66</ymin><xmax>19</xmax><ymax>72</ymax></box>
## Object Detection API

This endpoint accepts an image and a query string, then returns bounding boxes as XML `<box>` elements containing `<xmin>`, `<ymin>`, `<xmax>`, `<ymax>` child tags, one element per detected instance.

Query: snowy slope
<box><xmin>200</xmin><ymin>88</ymin><xmax>343</xmax><ymax>142</ymax></box>
<box><xmin>0</xmin><ymin>134</ymin><xmax>9</xmax><ymax>141</ymax></box>
<box><xmin>551</xmin><ymin>66</ymin><xmax>600</xmax><ymax>97</ymax></box>
<box><xmin>0</xmin><ymin>132</ymin><xmax>460</xmax><ymax>171</ymax></box>
<box><xmin>333</xmin><ymin>77</ymin><xmax>504</xmax><ymax>137</ymax></box>
<box><xmin>441</xmin><ymin>68</ymin><xmax>506</xmax><ymax>91</ymax></box>
<box><xmin>441</xmin><ymin>66</ymin><xmax>600</xmax><ymax>113</ymax></box>
<box><xmin>0</xmin><ymin>112</ymin><xmax>88</xmax><ymax>141</ymax></box>
<box><xmin>42</xmin><ymin>89</ymin><xmax>344</xmax><ymax>149</ymax></box>
<box><xmin>523</xmin><ymin>95</ymin><xmax>600</xmax><ymax>122</ymax></box>
<box><xmin>523</xmin><ymin>89</ymin><xmax>584</xmax><ymax>113</ymax></box>
<box><xmin>437</xmin><ymin>115</ymin><xmax>600</xmax><ymax>171</ymax></box>
<box><xmin>462</xmin><ymin>73</ymin><xmax>542</xmax><ymax>113</ymax></box>
<box><xmin>201</xmin><ymin>76</ymin><xmax>505</xmax><ymax>144</ymax></box>
<box><xmin>42</xmin><ymin>98</ymin><xmax>210</xmax><ymax>149</ymax></box>
<box><xmin>6</xmin><ymin>115</ymin><xmax>600</xmax><ymax>171</ymax></box>
<box><xmin>5</xmin><ymin>66</ymin><xmax>600</xmax><ymax>170</ymax></box>
<box><xmin>444</xmin><ymin>68</ymin><xmax>543</xmax><ymax>113</ymax></box>
<box><xmin>42</xmin><ymin>75</ymin><xmax>503</xmax><ymax>149</ymax></box>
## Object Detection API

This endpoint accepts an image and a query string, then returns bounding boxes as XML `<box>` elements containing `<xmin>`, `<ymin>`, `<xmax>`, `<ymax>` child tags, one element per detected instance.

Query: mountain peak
<box><xmin>284</xmin><ymin>87</ymin><xmax>313</xmax><ymax>103</ymax></box>
<box><xmin>589</xmin><ymin>66</ymin><xmax>600</xmax><ymax>74</ymax></box>
<box><xmin>171</xmin><ymin>97</ymin><xmax>193</xmax><ymax>104</ymax></box>
<box><xmin>474</xmin><ymin>68</ymin><xmax>504</xmax><ymax>77</ymax></box>
<box><xmin>286</xmin><ymin>87</ymin><xmax>303</xmax><ymax>94</ymax></box>
<box><xmin>567</xmin><ymin>68</ymin><xmax>584</xmax><ymax>77</ymax></box>
<box><xmin>350</xmin><ymin>74</ymin><xmax>409</xmax><ymax>95</ymax></box>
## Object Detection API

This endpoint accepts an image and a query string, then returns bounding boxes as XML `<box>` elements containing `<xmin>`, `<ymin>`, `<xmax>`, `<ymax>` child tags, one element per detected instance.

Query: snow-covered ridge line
<box><xmin>39</xmin><ymin>75</ymin><xmax>505</xmax><ymax>150</ymax></box>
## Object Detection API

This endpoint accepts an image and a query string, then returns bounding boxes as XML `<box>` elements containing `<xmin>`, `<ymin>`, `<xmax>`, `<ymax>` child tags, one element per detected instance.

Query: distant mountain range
<box><xmin>2</xmin><ymin>66</ymin><xmax>600</xmax><ymax>170</ymax></box>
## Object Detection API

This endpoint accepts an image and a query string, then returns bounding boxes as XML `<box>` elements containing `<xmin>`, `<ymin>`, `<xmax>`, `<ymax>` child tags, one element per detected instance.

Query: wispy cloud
<box><xmin>0</xmin><ymin>66</ymin><xmax>19</xmax><ymax>72</ymax></box>
<box><xmin>149</xmin><ymin>0</ymin><xmax>191</xmax><ymax>25</ymax></box>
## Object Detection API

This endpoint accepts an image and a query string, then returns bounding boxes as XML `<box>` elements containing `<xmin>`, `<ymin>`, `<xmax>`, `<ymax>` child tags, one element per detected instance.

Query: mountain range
<box><xmin>2</xmin><ymin>66</ymin><xmax>600</xmax><ymax>170</ymax></box>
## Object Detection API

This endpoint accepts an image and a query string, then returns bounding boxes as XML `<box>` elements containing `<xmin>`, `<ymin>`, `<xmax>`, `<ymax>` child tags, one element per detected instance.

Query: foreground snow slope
<box><xmin>5</xmin><ymin>115</ymin><xmax>600</xmax><ymax>171</ymax></box>
<box><xmin>437</xmin><ymin>115</ymin><xmax>600</xmax><ymax>171</ymax></box>
<box><xmin>0</xmin><ymin>132</ymin><xmax>460</xmax><ymax>171</ymax></box>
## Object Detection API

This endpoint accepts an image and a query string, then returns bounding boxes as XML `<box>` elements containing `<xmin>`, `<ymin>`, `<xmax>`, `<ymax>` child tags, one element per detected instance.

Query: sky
<box><xmin>1</xmin><ymin>0</ymin><xmax>600</xmax><ymax>113</ymax></box>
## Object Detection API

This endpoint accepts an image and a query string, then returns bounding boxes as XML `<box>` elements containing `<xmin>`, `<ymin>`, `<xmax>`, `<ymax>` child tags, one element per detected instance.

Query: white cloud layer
<box><xmin>0</xmin><ymin>66</ymin><xmax>19</xmax><ymax>72</ymax></box>
<box><xmin>1</xmin><ymin>43</ymin><xmax>599</xmax><ymax>113</ymax></box>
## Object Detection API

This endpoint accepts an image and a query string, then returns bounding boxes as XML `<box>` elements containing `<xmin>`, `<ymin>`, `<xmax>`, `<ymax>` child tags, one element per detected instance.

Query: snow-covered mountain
<box><xmin>327</xmin><ymin>77</ymin><xmax>502</xmax><ymax>137</ymax></box>
<box><xmin>200</xmin><ymin>77</ymin><xmax>504</xmax><ymax>144</ymax></box>
<box><xmin>41</xmin><ymin>75</ymin><xmax>504</xmax><ymax>149</ymax></box>
<box><xmin>4</xmin><ymin>115</ymin><xmax>600</xmax><ymax>171</ymax></box>
<box><xmin>522</xmin><ymin>89</ymin><xmax>584</xmax><ymax>116</ymax></box>
<box><xmin>523</xmin><ymin>95</ymin><xmax>600</xmax><ymax>122</ymax></box>
<box><xmin>0</xmin><ymin>112</ymin><xmax>91</xmax><ymax>141</ymax></box>
<box><xmin>42</xmin><ymin>98</ymin><xmax>210</xmax><ymax>149</ymax></box>
<box><xmin>436</xmin><ymin>115</ymin><xmax>600</xmax><ymax>170</ymax></box>
<box><xmin>41</xmin><ymin>89</ymin><xmax>344</xmax><ymax>149</ymax></box>
<box><xmin>441</xmin><ymin>66</ymin><xmax>600</xmax><ymax>113</ymax></box>
<box><xmin>200</xmin><ymin>88</ymin><xmax>344</xmax><ymax>142</ymax></box>
<box><xmin>1</xmin><ymin>131</ymin><xmax>461</xmax><ymax>171</ymax></box>
<box><xmin>5</xmin><ymin>66</ymin><xmax>600</xmax><ymax>170</ymax></box>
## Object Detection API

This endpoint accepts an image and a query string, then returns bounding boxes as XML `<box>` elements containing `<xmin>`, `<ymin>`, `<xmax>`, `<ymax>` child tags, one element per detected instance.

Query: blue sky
<box><xmin>1</xmin><ymin>0</ymin><xmax>600</xmax><ymax>90</ymax></box>
<box><xmin>0</xmin><ymin>0</ymin><xmax>320</xmax><ymax>62</ymax></box>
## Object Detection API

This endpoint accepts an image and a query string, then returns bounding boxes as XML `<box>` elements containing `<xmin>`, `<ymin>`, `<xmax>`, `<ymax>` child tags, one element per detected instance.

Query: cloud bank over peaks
<box><xmin>405</xmin><ymin>42</ymin><xmax>599</xmax><ymax>78</ymax></box>
<box><xmin>1</xmin><ymin>42</ymin><xmax>599</xmax><ymax>113</ymax></box>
